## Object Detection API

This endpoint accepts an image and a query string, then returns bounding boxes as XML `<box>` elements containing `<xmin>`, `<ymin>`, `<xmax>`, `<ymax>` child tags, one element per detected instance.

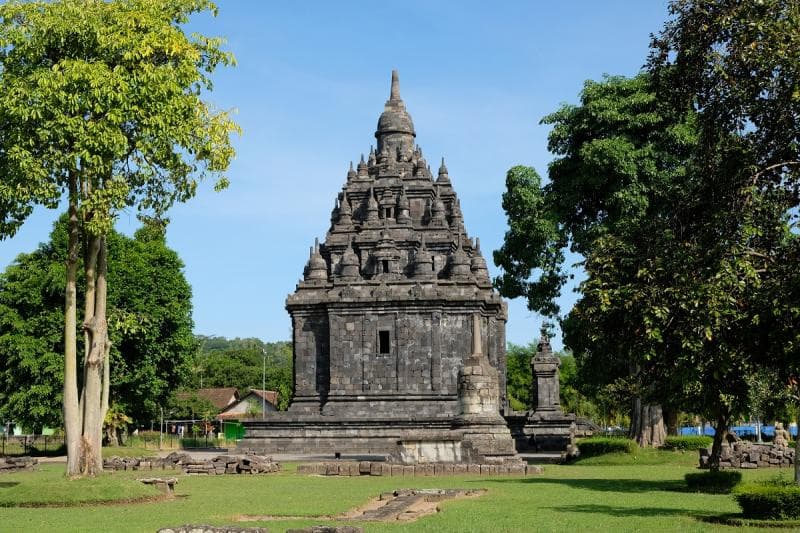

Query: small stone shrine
<box><xmin>239</xmin><ymin>71</ymin><xmax>515</xmax><ymax>459</ymax></box>
<box><xmin>531</xmin><ymin>327</ymin><xmax>562</xmax><ymax>415</ymax></box>
<box><xmin>505</xmin><ymin>328</ymin><xmax>596</xmax><ymax>451</ymax></box>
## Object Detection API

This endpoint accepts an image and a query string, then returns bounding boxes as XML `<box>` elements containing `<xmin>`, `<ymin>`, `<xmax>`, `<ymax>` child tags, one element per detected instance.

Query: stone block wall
<box><xmin>295</xmin><ymin>460</ymin><xmax>542</xmax><ymax>477</ymax></box>
<box><xmin>699</xmin><ymin>442</ymin><xmax>795</xmax><ymax>469</ymax></box>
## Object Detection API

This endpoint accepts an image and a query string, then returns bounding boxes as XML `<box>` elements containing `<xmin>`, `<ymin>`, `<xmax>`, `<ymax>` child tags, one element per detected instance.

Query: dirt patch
<box><xmin>237</xmin><ymin>488</ymin><xmax>486</xmax><ymax>523</ymax></box>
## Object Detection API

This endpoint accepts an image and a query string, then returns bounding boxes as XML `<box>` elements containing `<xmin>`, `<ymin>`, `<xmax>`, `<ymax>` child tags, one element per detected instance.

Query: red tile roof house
<box><xmin>217</xmin><ymin>390</ymin><xmax>279</xmax><ymax>420</ymax></box>
<box><xmin>176</xmin><ymin>387</ymin><xmax>240</xmax><ymax>413</ymax></box>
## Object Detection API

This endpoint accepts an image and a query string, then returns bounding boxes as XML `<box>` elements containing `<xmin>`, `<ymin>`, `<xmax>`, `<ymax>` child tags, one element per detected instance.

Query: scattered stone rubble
<box><xmin>296</xmin><ymin>460</ymin><xmax>542</xmax><ymax>477</ymax></box>
<box><xmin>104</xmin><ymin>452</ymin><xmax>280</xmax><ymax>475</ymax></box>
<box><xmin>0</xmin><ymin>456</ymin><xmax>37</xmax><ymax>473</ymax></box>
<box><xmin>699</xmin><ymin>441</ymin><xmax>795</xmax><ymax>469</ymax></box>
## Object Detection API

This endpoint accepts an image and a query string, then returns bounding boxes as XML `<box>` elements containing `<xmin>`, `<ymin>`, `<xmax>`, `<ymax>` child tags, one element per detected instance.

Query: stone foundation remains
<box><xmin>104</xmin><ymin>452</ymin><xmax>280</xmax><ymax>475</ymax></box>
<box><xmin>296</xmin><ymin>460</ymin><xmax>542</xmax><ymax>477</ymax></box>
<box><xmin>698</xmin><ymin>442</ymin><xmax>795</xmax><ymax>469</ymax></box>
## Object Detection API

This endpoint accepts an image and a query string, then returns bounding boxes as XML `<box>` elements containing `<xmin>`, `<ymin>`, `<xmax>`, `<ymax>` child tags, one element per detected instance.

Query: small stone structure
<box><xmin>103</xmin><ymin>452</ymin><xmax>280</xmax><ymax>475</ymax></box>
<box><xmin>699</xmin><ymin>440</ymin><xmax>795</xmax><ymax>469</ymax></box>
<box><xmin>531</xmin><ymin>328</ymin><xmax>561</xmax><ymax>415</ymax></box>
<box><xmin>296</xmin><ymin>460</ymin><xmax>542</xmax><ymax>477</ymax></box>
<box><xmin>453</xmin><ymin>315</ymin><xmax>521</xmax><ymax>465</ymax></box>
<box><xmin>138</xmin><ymin>477</ymin><xmax>177</xmax><ymax>494</ymax></box>
<box><xmin>0</xmin><ymin>456</ymin><xmax>37</xmax><ymax>473</ymax></box>
<box><xmin>506</xmin><ymin>330</ymin><xmax>596</xmax><ymax>451</ymax></box>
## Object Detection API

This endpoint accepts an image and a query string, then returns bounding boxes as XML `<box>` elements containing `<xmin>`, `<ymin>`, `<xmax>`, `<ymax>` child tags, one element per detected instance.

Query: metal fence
<box><xmin>1</xmin><ymin>434</ymin><xmax>66</xmax><ymax>457</ymax></box>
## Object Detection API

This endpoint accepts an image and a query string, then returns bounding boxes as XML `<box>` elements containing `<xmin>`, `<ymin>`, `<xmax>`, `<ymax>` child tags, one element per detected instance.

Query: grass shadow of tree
<box><xmin>0</xmin><ymin>482</ymin><xmax>20</xmax><ymax>488</ymax></box>
<box><xmin>482</xmin><ymin>477</ymin><xmax>687</xmax><ymax>493</ymax></box>
<box><xmin>548</xmin><ymin>503</ymin><xmax>700</xmax><ymax>518</ymax></box>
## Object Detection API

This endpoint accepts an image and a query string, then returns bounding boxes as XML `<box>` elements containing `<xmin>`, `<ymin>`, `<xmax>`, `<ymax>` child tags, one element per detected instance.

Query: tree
<box><xmin>494</xmin><ymin>75</ymin><xmax>697</xmax><ymax>447</ymax></box>
<box><xmin>0</xmin><ymin>0</ymin><xmax>237</xmax><ymax>476</ymax></box>
<box><xmin>0</xmin><ymin>216</ymin><xmax>198</xmax><ymax>433</ymax></box>
<box><xmin>644</xmin><ymin>0</ymin><xmax>800</xmax><ymax>469</ymax></box>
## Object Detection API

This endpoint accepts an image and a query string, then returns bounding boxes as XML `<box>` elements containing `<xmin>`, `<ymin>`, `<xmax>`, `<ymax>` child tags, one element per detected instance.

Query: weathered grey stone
<box><xmin>238</xmin><ymin>71</ymin><xmax>511</xmax><ymax>459</ymax></box>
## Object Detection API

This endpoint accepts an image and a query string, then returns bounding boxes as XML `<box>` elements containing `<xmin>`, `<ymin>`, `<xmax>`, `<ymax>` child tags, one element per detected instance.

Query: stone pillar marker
<box><xmin>531</xmin><ymin>327</ymin><xmax>562</xmax><ymax>416</ymax></box>
<box><xmin>455</xmin><ymin>314</ymin><xmax>523</xmax><ymax>465</ymax></box>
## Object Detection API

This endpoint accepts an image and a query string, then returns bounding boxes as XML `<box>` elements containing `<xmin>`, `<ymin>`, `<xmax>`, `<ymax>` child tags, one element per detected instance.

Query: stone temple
<box><xmin>240</xmin><ymin>71</ymin><xmax>523</xmax><ymax>463</ymax></box>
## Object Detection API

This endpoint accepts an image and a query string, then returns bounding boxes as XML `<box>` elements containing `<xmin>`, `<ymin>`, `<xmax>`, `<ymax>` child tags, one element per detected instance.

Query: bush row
<box><xmin>735</xmin><ymin>483</ymin><xmax>800</xmax><ymax>520</ymax></box>
<box><xmin>684</xmin><ymin>470</ymin><xmax>742</xmax><ymax>494</ymax></box>
<box><xmin>662</xmin><ymin>435</ymin><xmax>713</xmax><ymax>451</ymax></box>
<box><xmin>576</xmin><ymin>437</ymin><xmax>638</xmax><ymax>457</ymax></box>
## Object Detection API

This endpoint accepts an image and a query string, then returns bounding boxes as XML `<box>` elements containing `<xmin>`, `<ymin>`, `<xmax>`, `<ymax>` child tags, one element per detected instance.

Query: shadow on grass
<box><xmin>548</xmin><ymin>503</ymin><xmax>702</xmax><ymax>518</ymax></box>
<box><xmin>0</xmin><ymin>482</ymin><xmax>19</xmax><ymax>488</ymax></box>
<box><xmin>484</xmin><ymin>477</ymin><xmax>686</xmax><ymax>493</ymax></box>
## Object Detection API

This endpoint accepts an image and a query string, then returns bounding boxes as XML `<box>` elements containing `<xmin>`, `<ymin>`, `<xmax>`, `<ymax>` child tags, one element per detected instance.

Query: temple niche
<box><xmin>239</xmin><ymin>71</ymin><xmax>517</xmax><ymax>460</ymax></box>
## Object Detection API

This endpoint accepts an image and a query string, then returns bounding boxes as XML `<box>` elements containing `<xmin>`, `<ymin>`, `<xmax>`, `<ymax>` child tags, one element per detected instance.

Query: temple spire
<box><xmin>376</xmin><ymin>70</ymin><xmax>415</xmax><ymax>154</ymax></box>
<box><xmin>390</xmin><ymin>69</ymin><xmax>401</xmax><ymax>101</ymax></box>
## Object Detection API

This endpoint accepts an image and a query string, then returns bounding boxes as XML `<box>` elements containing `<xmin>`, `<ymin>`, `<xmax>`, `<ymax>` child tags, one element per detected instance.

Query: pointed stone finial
<box><xmin>314</xmin><ymin>237</ymin><xmax>319</xmax><ymax>253</ymax></box>
<box><xmin>475</xmin><ymin>237</ymin><xmax>481</xmax><ymax>252</ymax></box>
<box><xmin>390</xmin><ymin>69</ymin><xmax>401</xmax><ymax>101</ymax></box>
<box><xmin>357</xmin><ymin>154</ymin><xmax>368</xmax><ymax>176</ymax></box>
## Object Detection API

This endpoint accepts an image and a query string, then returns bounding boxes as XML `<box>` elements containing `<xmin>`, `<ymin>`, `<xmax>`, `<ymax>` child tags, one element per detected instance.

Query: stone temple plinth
<box><xmin>238</xmin><ymin>72</ymin><xmax>516</xmax><ymax>460</ymax></box>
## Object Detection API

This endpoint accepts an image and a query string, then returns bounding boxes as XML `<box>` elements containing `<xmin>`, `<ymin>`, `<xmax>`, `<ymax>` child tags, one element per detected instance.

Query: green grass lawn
<box><xmin>0</xmin><ymin>453</ymin><xmax>794</xmax><ymax>532</ymax></box>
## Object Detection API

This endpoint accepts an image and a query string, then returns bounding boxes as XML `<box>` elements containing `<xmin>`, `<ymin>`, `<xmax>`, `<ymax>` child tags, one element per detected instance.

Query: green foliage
<box><xmin>685</xmin><ymin>470</ymin><xmax>742</xmax><ymax>494</ymax></box>
<box><xmin>662</xmin><ymin>435</ymin><xmax>713</xmax><ymax>451</ymax></box>
<box><xmin>0</xmin><ymin>0</ymin><xmax>240</xmax><ymax>237</ymax></box>
<box><xmin>645</xmin><ymin>0</ymin><xmax>800</xmax><ymax>433</ymax></box>
<box><xmin>0</xmin><ymin>216</ymin><xmax>197</xmax><ymax>428</ymax></box>
<box><xmin>734</xmin><ymin>483</ymin><xmax>800</xmax><ymax>520</ymax></box>
<box><xmin>496</xmin><ymin>3</ymin><xmax>800</xmax><ymax>466</ymax></box>
<box><xmin>576</xmin><ymin>437</ymin><xmax>638</xmax><ymax>457</ymax></box>
<box><xmin>193</xmin><ymin>336</ymin><xmax>293</xmax><ymax>410</ymax></box>
<box><xmin>504</xmin><ymin>342</ymin><xmax>533</xmax><ymax>411</ymax></box>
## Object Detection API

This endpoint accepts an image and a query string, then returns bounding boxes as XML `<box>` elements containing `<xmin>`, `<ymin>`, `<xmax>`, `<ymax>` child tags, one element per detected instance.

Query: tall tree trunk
<box><xmin>664</xmin><ymin>408</ymin><xmax>679</xmax><ymax>436</ymax></box>
<box><xmin>80</xmin><ymin>235</ymin><xmax>109</xmax><ymax>475</ymax></box>
<box><xmin>708</xmin><ymin>414</ymin><xmax>729</xmax><ymax>472</ymax></box>
<box><xmin>64</xmin><ymin>182</ymin><xmax>81</xmax><ymax>477</ymax></box>
<box><xmin>630</xmin><ymin>398</ymin><xmax>666</xmax><ymax>448</ymax></box>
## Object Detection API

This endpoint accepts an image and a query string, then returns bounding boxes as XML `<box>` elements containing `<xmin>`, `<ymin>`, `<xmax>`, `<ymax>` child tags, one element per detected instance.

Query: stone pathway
<box><xmin>237</xmin><ymin>488</ymin><xmax>486</xmax><ymax>524</ymax></box>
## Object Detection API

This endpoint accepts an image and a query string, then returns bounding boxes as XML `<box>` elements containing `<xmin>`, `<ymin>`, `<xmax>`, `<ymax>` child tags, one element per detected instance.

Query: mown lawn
<box><xmin>0</xmin><ymin>452</ymin><xmax>792</xmax><ymax>532</ymax></box>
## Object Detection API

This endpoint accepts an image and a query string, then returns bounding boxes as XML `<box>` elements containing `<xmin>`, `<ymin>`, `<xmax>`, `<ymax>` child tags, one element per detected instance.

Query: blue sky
<box><xmin>0</xmin><ymin>1</ymin><xmax>671</xmax><ymax>350</ymax></box>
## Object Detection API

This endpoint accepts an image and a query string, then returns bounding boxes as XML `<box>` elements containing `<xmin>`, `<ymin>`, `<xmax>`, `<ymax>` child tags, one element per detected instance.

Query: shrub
<box><xmin>577</xmin><ymin>437</ymin><xmax>638</xmax><ymax>457</ymax></box>
<box><xmin>662</xmin><ymin>435</ymin><xmax>713</xmax><ymax>451</ymax></box>
<box><xmin>685</xmin><ymin>470</ymin><xmax>742</xmax><ymax>494</ymax></box>
<box><xmin>734</xmin><ymin>483</ymin><xmax>800</xmax><ymax>520</ymax></box>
